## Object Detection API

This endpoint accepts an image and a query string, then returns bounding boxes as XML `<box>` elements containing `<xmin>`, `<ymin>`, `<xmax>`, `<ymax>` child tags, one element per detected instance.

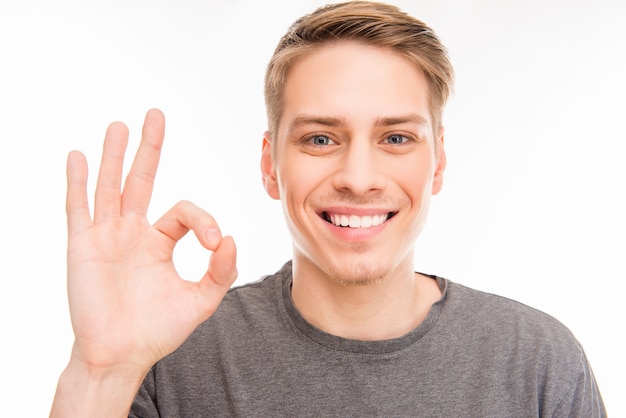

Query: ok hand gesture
<box><xmin>52</xmin><ymin>109</ymin><xmax>237</xmax><ymax>417</ymax></box>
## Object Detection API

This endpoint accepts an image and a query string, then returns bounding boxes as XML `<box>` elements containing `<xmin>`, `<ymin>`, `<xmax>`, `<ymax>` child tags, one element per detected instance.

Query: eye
<box><xmin>385</xmin><ymin>134</ymin><xmax>409</xmax><ymax>145</ymax></box>
<box><xmin>308</xmin><ymin>135</ymin><xmax>335</xmax><ymax>146</ymax></box>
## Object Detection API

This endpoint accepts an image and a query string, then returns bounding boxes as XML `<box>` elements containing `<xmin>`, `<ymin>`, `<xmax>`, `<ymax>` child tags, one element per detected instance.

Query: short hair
<box><xmin>264</xmin><ymin>1</ymin><xmax>454</xmax><ymax>140</ymax></box>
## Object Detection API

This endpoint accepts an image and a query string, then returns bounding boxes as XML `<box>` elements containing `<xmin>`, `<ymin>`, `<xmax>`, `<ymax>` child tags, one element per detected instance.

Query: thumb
<box><xmin>196</xmin><ymin>235</ymin><xmax>238</xmax><ymax>318</ymax></box>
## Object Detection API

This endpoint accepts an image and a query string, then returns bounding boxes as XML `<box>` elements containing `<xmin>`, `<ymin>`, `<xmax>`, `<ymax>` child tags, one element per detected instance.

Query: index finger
<box><xmin>121</xmin><ymin>108</ymin><xmax>165</xmax><ymax>216</ymax></box>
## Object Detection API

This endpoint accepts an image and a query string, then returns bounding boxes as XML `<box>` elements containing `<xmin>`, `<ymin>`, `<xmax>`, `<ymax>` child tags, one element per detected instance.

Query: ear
<box><xmin>261</xmin><ymin>131</ymin><xmax>280</xmax><ymax>200</ymax></box>
<box><xmin>431</xmin><ymin>127</ymin><xmax>447</xmax><ymax>195</ymax></box>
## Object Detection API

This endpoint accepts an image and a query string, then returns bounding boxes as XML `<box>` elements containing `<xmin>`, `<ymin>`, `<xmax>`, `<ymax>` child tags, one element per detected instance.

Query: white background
<box><xmin>1</xmin><ymin>0</ymin><xmax>624</xmax><ymax>415</ymax></box>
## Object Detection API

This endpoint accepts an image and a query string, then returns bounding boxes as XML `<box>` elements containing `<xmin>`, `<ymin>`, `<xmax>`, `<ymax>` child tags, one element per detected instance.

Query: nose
<box><xmin>331</xmin><ymin>138</ymin><xmax>386</xmax><ymax>196</ymax></box>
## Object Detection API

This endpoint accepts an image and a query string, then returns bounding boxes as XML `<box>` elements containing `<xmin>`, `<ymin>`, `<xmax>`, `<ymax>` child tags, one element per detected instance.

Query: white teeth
<box><xmin>329</xmin><ymin>213</ymin><xmax>389</xmax><ymax>228</ymax></box>
<box><xmin>349</xmin><ymin>215</ymin><xmax>361</xmax><ymax>228</ymax></box>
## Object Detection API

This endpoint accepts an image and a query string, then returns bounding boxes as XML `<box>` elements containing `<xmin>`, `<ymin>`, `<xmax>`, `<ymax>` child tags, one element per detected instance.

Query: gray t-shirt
<box><xmin>130</xmin><ymin>261</ymin><xmax>605</xmax><ymax>417</ymax></box>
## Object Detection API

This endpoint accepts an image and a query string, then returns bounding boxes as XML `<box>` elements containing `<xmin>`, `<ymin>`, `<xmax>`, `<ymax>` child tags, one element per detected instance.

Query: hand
<box><xmin>65</xmin><ymin>109</ymin><xmax>237</xmax><ymax>377</ymax></box>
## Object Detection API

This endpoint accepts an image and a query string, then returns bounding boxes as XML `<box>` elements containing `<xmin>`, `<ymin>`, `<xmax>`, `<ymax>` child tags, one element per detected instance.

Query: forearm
<box><xmin>50</xmin><ymin>359</ymin><xmax>146</xmax><ymax>418</ymax></box>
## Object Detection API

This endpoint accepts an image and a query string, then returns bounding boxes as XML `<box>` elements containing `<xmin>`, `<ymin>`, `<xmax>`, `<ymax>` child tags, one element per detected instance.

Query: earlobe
<box><xmin>432</xmin><ymin>127</ymin><xmax>446</xmax><ymax>195</ymax></box>
<box><xmin>261</xmin><ymin>132</ymin><xmax>280</xmax><ymax>200</ymax></box>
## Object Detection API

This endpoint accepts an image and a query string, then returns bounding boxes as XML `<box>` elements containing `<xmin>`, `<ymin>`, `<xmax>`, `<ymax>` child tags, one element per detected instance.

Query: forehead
<box><xmin>278</xmin><ymin>41</ymin><xmax>432</xmax><ymax>134</ymax></box>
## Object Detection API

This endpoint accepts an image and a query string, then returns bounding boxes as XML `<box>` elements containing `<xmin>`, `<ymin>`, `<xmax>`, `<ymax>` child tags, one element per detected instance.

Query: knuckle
<box><xmin>174</xmin><ymin>199</ymin><xmax>195</xmax><ymax>211</ymax></box>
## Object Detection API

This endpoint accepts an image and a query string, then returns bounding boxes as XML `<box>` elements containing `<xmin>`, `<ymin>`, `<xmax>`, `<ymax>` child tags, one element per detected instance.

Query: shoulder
<box><xmin>440</xmin><ymin>279</ymin><xmax>587</xmax><ymax>374</ymax></box>
<box><xmin>440</xmin><ymin>279</ymin><xmax>604</xmax><ymax>410</ymax></box>
<box><xmin>447</xmin><ymin>280</ymin><xmax>578</xmax><ymax>340</ymax></box>
<box><xmin>187</xmin><ymin>262</ymin><xmax>291</xmax><ymax>339</ymax></box>
<box><xmin>219</xmin><ymin>262</ymin><xmax>288</xmax><ymax>314</ymax></box>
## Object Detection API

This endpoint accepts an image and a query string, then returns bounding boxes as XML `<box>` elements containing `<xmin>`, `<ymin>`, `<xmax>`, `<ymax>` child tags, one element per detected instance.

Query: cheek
<box><xmin>284</xmin><ymin>141</ymin><xmax>338</xmax><ymax>178</ymax></box>
<box><xmin>278</xmin><ymin>159</ymin><xmax>325</xmax><ymax>211</ymax></box>
<box><xmin>391</xmin><ymin>156</ymin><xmax>435</xmax><ymax>196</ymax></box>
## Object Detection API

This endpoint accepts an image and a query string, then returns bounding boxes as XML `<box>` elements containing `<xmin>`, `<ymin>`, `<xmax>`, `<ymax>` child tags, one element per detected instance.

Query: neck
<box><xmin>290</xmin><ymin>257</ymin><xmax>442</xmax><ymax>341</ymax></box>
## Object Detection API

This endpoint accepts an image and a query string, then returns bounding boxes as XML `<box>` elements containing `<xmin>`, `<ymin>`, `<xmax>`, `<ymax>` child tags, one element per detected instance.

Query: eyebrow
<box><xmin>287</xmin><ymin>113</ymin><xmax>429</xmax><ymax>132</ymax></box>
<box><xmin>373</xmin><ymin>114</ymin><xmax>429</xmax><ymax>127</ymax></box>
<box><xmin>288</xmin><ymin>115</ymin><xmax>346</xmax><ymax>130</ymax></box>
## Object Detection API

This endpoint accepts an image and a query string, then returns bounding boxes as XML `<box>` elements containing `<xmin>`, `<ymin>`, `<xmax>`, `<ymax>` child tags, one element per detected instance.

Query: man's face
<box><xmin>261</xmin><ymin>41</ymin><xmax>446</xmax><ymax>285</ymax></box>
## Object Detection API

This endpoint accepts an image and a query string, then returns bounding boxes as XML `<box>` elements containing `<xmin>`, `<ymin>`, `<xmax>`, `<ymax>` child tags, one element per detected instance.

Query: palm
<box><xmin>65</xmin><ymin>109</ymin><xmax>237</xmax><ymax>375</ymax></box>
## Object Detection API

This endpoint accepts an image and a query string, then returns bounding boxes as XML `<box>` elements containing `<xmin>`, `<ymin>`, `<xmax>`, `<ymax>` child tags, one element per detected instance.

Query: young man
<box><xmin>51</xmin><ymin>1</ymin><xmax>605</xmax><ymax>416</ymax></box>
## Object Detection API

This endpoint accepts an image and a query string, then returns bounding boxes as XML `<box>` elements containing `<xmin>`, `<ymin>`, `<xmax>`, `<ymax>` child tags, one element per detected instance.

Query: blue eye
<box><xmin>310</xmin><ymin>135</ymin><xmax>333</xmax><ymax>146</ymax></box>
<box><xmin>386</xmin><ymin>134</ymin><xmax>408</xmax><ymax>144</ymax></box>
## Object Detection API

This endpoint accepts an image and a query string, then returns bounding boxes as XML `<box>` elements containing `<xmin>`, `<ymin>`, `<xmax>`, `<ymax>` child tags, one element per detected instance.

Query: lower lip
<box><xmin>321</xmin><ymin>218</ymin><xmax>389</xmax><ymax>242</ymax></box>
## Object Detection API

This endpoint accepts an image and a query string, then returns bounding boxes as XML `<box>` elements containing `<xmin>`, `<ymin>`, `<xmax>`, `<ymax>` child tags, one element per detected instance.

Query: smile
<box><xmin>322</xmin><ymin>212</ymin><xmax>396</xmax><ymax>228</ymax></box>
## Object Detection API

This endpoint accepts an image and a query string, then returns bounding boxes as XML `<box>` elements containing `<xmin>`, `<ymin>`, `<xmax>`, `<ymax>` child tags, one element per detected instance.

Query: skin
<box><xmin>51</xmin><ymin>41</ymin><xmax>446</xmax><ymax>416</ymax></box>
<box><xmin>51</xmin><ymin>110</ymin><xmax>238</xmax><ymax>417</ymax></box>
<box><xmin>261</xmin><ymin>41</ymin><xmax>446</xmax><ymax>340</ymax></box>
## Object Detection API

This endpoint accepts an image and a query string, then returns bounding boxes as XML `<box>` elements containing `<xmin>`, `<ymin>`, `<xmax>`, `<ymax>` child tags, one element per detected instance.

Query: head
<box><xmin>264</xmin><ymin>1</ymin><xmax>454</xmax><ymax>145</ymax></box>
<box><xmin>260</xmin><ymin>2</ymin><xmax>453</xmax><ymax>286</ymax></box>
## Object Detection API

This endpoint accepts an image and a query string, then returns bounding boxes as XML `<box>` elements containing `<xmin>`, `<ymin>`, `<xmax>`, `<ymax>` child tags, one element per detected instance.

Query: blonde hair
<box><xmin>264</xmin><ymin>1</ymin><xmax>454</xmax><ymax>139</ymax></box>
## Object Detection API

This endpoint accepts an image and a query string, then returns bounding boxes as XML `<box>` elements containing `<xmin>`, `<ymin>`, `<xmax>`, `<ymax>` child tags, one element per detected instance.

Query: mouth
<box><xmin>321</xmin><ymin>211</ymin><xmax>397</xmax><ymax>228</ymax></box>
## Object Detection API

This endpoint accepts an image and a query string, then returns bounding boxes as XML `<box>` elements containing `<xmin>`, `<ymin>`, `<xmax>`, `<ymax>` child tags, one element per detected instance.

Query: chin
<box><xmin>324</xmin><ymin>261</ymin><xmax>395</xmax><ymax>287</ymax></box>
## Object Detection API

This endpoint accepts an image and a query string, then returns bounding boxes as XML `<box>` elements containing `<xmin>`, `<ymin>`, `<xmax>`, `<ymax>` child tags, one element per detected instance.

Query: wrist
<box><xmin>50</xmin><ymin>358</ymin><xmax>147</xmax><ymax>418</ymax></box>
